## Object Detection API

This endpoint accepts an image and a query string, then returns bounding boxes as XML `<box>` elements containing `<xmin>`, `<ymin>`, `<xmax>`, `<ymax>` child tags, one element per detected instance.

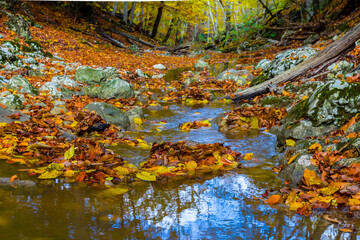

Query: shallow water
<box><xmin>1</xmin><ymin>65</ymin><xmax>360</xmax><ymax>240</ymax></box>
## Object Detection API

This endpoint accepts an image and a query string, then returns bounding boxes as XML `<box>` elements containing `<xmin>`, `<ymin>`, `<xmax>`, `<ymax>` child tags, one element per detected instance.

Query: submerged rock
<box><xmin>84</xmin><ymin>102</ymin><xmax>130</xmax><ymax>130</ymax></box>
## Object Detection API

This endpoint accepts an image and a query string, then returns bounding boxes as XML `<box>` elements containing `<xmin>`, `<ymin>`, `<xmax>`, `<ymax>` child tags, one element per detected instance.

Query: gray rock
<box><xmin>51</xmin><ymin>75</ymin><xmax>81</xmax><ymax>88</ymax></box>
<box><xmin>303</xmin><ymin>33</ymin><xmax>320</xmax><ymax>45</ymax></box>
<box><xmin>135</xmin><ymin>69</ymin><xmax>149</xmax><ymax>78</ymax></box>
<box><xmin>2</xmin><ymin>41</ymin><xmax>20</xmax><ymax>53</ymax></box>
<box><xmin>75</xmin><ymin>66</ymin><xmax>106</xmax><ymax>84</ymax></box>
<box><xmin>39</xmin><ymin>82</ymin><xmax>73</xmax><ymax>99</ymax></box>
<box><xmin>0</xmin><ymin>93</ymin><xmax>23</xmax><ymax>110</ymax></box>
<box><xmin>86</xmin><ymin>78</ymin><xmax>134</xmax><ymax>99</ymax></box>
<box><xmin>22</xmin><ymin>57</ymin><xmax>37</xmax><ymax>64</ymax></box>
<box><xmin>50</xmin><ymin>100</ymin><xmax>68</xmax><ymax>115</ymax></box>
<box><xmin>0</xmin><ymin>45</ymin><xmax>18</xmax><ymax>63</ymax></box>
<box><xmin>194</xmin><ymin>60</ymin><xmax>209</xmax><ymax>69</ymax></box>
<box><xmin>7</xmin><ymin>75</ymin><xmax>39</xmax><ymax>95</ymax></box>
<box><xmin>152</xmin><ymin>74</ymin><xmax>165</xmax><ymax>79</ymax></box>
<box><xmin>216</xmin><ymin>69</ymin><xmax>253</xmax><ymax>86</ymax></box>
<box><xmin>278</xmin><ymin>151</ymin><xmax>319</xmax><ymax>186</ymax></box>
<box><xmin>125</xmin><ymin>106</ymin><xmax>144</xmax><ymax>124</ymax></box>
<box><xmin>0</xmin><ymin>108</ymin><xmax>29</xmax><ymax>123</ymax></box>
<box><xmin>84</xmin><ymin>102</ymin><xmax>130</xmax><ymax>130</ymax></box>
<box><xmin>153</xmin><ymin>64</ymin><xmax>166</xmax><ymax>70</ymax></box>
<box><xmin>286</xmin><ymin>80</ymin><xmax>360</xmax><ymax>127</ymax></box>
<box><xmin>255</xmin><ymin>59</ymin><xmax>271</xmax><ymax>70</ymax></box>
<box><xmin>327</xmin><ymin>61</ymin><xmax>354</xmax><ymax>77</ymax></box>
<box><xmin>6</xmin><ymin>14</ymin><xmax>31</xmax><ymax>39</ymax></box>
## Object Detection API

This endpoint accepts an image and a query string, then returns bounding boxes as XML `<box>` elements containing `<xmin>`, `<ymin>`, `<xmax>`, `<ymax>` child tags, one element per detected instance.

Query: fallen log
<box><xmin>96</xmin><ymin>28</ymin><xmax>125</xmax><ymax>48</ymax></box>
<box><xmin>107</xmin><ymin>27</ymin><xmax>156</xmax><ymax>48</ymax></box>
<box><xmin>230</xmin><ymin>22</ymin><xmax>360</xmax><ymax>101</ymax></box>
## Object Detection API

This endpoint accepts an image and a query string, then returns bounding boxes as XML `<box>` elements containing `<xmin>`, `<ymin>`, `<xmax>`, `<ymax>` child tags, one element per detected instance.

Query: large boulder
<box><xmin>84</xmin><ymin>102</ymin><xmax>130</xmax><ymax>130</ymax></box>
<box><xmin>153</xmin><ymin>64</ymin><xmax>166</xmax><ymax>70</ymax></box>
<box><xmin>86</xmin><ymin>78</ymin><xmax>134</xmax><ymax>99</ymax></box>
<box><xmin>7</xmin><ymin>75</ymin><xmax>39</xmax><ymax>95</ymax></box>
<box><xmin>39</xmin><ymin>82</ymin><xmax>73</xmax><ymax>99</ymax></box>
<box><xmin>125</xmin><ymin>106</ymin><xmax>144</xmax><ymax>125</ymax></box>
<box><xmin>6</xmin><ymin>14</ymin><xmax>31</xmax><ymax>39</ymax></box>
<box><xmin>51</xmin><ymin>75</ymin><xmax>81</xmax><ymax>88</ymax></box>
<box><xmin>216</xmin><ymin>69</ymin><xmax>253</xmax><ymax>86</ymax></box>
<box><xmin>0</xmin><ymin>92</ymin><xmax>23</xmax><ymax>110</ymax></box>
<box><xmin>286</xmin><ymin>80</ymin><xmax>360</xmax><ymax>127</ymax></box>
<box><xmin>251</xmin><ymin>47</ymin><xmax>317</xmax><ymax>86</ymax></box>
<box><xmin>75</xmin><ymin>66</ymin><xmax>106</xmax><ymax>84</ymax></box>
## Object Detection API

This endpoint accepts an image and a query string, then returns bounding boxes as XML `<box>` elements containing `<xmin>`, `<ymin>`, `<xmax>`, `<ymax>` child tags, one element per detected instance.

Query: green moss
<box><xmin>43</xmin><ymin>52</ymin><xmax>53</xmax><ymax>58</ymax></box>
<box><xmin>284</xmin><ymin>98</ymin><xmax>309</xmax><ymax>123</ymax></box>
<box><xmin>259</xmin><ymin>95</ymin><xmax>293</xmax><ymax>107</ymax></box>
<box><xmin>250</xmin><ymin>72</ymin><xmax>269</xmax><ymax>86</ymax></box>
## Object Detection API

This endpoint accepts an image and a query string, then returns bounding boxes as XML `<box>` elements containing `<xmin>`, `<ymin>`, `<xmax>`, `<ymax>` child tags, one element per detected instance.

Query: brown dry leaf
<box><xmin>323</xmin><ymin>215</ymin><xmax>342</xmax><ymax>224</ymax></box>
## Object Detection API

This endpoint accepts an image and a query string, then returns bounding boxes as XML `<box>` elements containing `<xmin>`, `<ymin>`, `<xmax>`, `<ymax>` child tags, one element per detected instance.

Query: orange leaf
<box><xmin>10</xmin><ymin>175</ymin><xmax>17</xmax><ymax>183</ymax></box>
<box><xmin>267</xmin><ymin>194</ymin><xmax>282</xmax><ymax>205</ymax></box>
<box><xmin>76</xmin><ymin>171</ymin><xmax>86</xmax><ymax>182</ymax></box>
<box><xmin>0</xmin><ymin>103</ymin><xmax>6</xmax><ymax>109</ymax></box>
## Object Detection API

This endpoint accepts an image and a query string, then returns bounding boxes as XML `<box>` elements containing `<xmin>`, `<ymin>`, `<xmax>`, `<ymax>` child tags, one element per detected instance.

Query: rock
<box><xmin>281</xmin><ymin>30</ymin><xmax>295</xmax><ymax>41</ymax></box>
<box><xmin>135</xmin><ymin>69</ymin><xmax>149</xmax><ymax>78</ymax></box>
<box><xmin>86</xmin><ymin>78</ymin><xmax>134</xmax><ymax>99</ymax></box>
<box><xmin>7</xmin><ymin>75</ymin><xmax>39</xmax><ymax>95</ymax></box>
<box><xmin>216</xmin><ymin>69</ymin><xmax>253</xmax><ymax>86</ymax></box>
<box><xmin>194</xmin><ymin>60</ymin><xmax>209</xmax><ymax>69</ymax></box>
<box><xmin>255</xmin><ymin>59</ymin><xmax>271</xmax><ymax>70</ymax></box>
<box><xmin>285</xmin><ymin>80</ymin><xmax>360</xmax><ymax>127</ymax></box>
<box><xmin>84</xmin><ymin>102</ymin><xmax>130</xmax><ymax>130</ymax></box>
<box><xmin>125</xmin><ymin>106</ymin><xmax>144</xmax><ymax>124</ymax></box>
<box><xmin>303</xmin><ymin>33</ymin><xmax>320</xmax><ymax>45</ymax></box>
<box><xmin>0</xmin><ymin>108</ymin><xmax>29</xmax><ymax>123</ymax></box>
<box><xmin>259</xmin><ymin>95</ymin><xmax>293</xmax><ymax>108</ymax></box>
<box><xmin>22</xmin><ymin>57</ymin><xmax>37</xmax><ymax>64</ymax></box>
<box><xmin>327</xmin><ymin>60</ymin><xmax>354</xmax><ymax>76</ymax></box>
<box><xmin>75</xmin><ymin>66</ymin><xmax>106</xmax><ymax>84</ymax></box>
<box><xmin>50</xmin><ymin>100</ymin><xmax>68</xmax><ymax>115</ymax></box>
<box><xmin>51</xmin><ymin>75</ymin><xmax>81</xmax><ymax>88</ymax></box>
<box><xmin>98</xmin><ymin>66</ymin><xmax>118</xmax><ymax>79</ymax></box>
<box><xmin>6</xmin><ymin>14</ymin><xmax>31</xmax><ymax>39</ymax></box>
<box><xmin>278</xmin><ymin>151</ymin><xmax>319</xmax><ymax>186</ymax></box>
<box><xmin>251</xmin><ymin>47</ymin><xmax>317</xmax><ymax>86</ymax></box>
<box><xmin>39</xmin><ymin>82</ymin><xmax>73</xmax><ymax>99</ymax></box>
<box><xmin>0</xmin><ymin>44</ymin><xmax>18</xmax><ymax>63</ymax></box>
<box><xmin>152</xmin><ymin>74</ymin><xmax>165</xmax><ymax>79</ymax></box>
<box><xmin>0</xmin><ymin>92</ymin><xmax>23</xmax><ymax>110</ymax></box>
<box><xmin>153</xmin><ymin>64</ymin><xmax>166</xmax><ymax>70</ymax></box>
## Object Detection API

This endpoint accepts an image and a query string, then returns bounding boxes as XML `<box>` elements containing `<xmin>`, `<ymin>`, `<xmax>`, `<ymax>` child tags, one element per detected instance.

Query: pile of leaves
<box><xmin>136</xmin><ymin>141</ymin><xmax>243</xmax><ymax>181</ymax></box>
<box><xmin>179</xmin><ymin>120</ymin><xmax>211</xmax><ymax>132</ymax></box>
<box><xmin>219</xmin><ymin>105</ymin><xmax>287</xmax><ymax>131</ymax></box>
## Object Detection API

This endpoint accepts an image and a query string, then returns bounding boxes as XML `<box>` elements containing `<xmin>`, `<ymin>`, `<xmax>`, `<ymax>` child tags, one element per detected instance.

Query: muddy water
<box><xmin>1</xmin><ymin>65</ymin><xmax>359</xmax><ymax>240</ymax></box>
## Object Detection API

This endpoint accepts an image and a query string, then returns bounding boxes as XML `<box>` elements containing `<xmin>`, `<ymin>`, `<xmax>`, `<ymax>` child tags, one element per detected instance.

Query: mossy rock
<box><xmin>259</xmin><ymin>95</ymin><xmax>293</xmax><ymax>108</ymax></box>
<box><xmin>250</xmin><ymin>72</ymin><xmax>270</xmax><ymax>86</ymax></box>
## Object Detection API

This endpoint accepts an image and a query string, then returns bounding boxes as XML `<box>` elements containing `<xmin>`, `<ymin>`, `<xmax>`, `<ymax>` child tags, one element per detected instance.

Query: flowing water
<box><xmin>1</xmin><ymin>63</ymin><xmax>359</xmax><ymax>240</ymax></box>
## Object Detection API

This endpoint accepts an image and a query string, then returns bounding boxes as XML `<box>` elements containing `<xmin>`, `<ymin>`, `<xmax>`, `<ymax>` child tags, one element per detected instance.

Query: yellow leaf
<box><xmin>70</xmin><ymin>121</ymin><xmax>78</xmax><ymax>128</ymax></box>
<box><xmin>64</xmin><ymin>145</ymin><xmax>75</xmax><ymax>160</ymax></box>
<box><xmin>250</xmin><ymin>116</ymin><xmax>259</xmax><ymax>129</ymax></box>
<box><xmin>308</xmin><ymin>143</ymin><xmax>322</xmax><ymax>153</ymax></box>
<box><xmin>288</xmin><ymin>152</ymin><xmax>300</xmax><ymax>164</ymax></box>
<box><xmin>55</xmin><ymin>119</ymin><xmax>63</xmax><ymax>125</ymax></box>
<box><xmin>244</xmin><ymin>153</ymin><xmax>254</xmax><ymax>160</ymax></box>
<box><xmin>318</xmin><ymin>186</ymin><xmax>340</xmax><ymax>196</ymax></box>
<box><xmin>99</xmin><ymin>186</ymin><xmax>129</xmax><ymax>197</ymax></box>
<box><xmin>282</xmin><ymin>90</ymin><xmax>290</xmax><ymax>96</ymax></box>
<box><xmin>185</xmin><ymin>161</ymin><xmax>198</xmax><ymax>171</ymax></box>
<box><xmin>133</xmin><ymin>117</ymin><xmax>142</xmax><ymax>125</ymax></box>
<box><xmin>63</xmin><ymin>170</ymin><xmax>75</xmax><ymax>177</ymax></box>
<box><xmin>303</xmin><ymin>169</ymin><xmax>323</xmax><ymax>186</ymax></box>
<box><xmin>154</xmin><ymin>166</ymin><xmax>171</xmax><ymax>175</ymax></box>
<box><xmin>289</xmin><ymin>202</ymin><xmax>304</xmax><ymax>211</ymax></box>
<box><xmin>114</xmin><ymin>166</ymin><xmax>130</xmax><ymax>176</ymax></box>
<box><xmin>38</xmin><ymin>170</ymin><xmax>63</xmax><ymax>179</ymax></box>
<box><xmin>140</xmin><ymin>143</ymin><xmax>151</xmax><ymax>150</ymax></box>
<box><xmin>286</xmin><ymin>139</ymin><xmax>296</xmax><ymax>147</ymax></box>
<box><xmin>136</xmin><ymin>171</ymin><xmax>156</xmax><ymax>181</ymax></box>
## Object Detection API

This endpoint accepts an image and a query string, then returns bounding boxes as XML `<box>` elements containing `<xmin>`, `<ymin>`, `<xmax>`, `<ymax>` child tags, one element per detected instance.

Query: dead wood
<box><xmin>230</xmin><ymin>23</ymin><xmax>360</xmax><ymax>101</ymax></box>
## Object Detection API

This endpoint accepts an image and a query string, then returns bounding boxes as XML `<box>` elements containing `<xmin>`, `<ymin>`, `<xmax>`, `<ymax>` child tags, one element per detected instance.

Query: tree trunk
<box><xmin>162</xmin><ymin>18</ymin><xmax>174</xmax><ymax>44</ymax></box>
<box><xmin>130</xmin><ymin>2</ymin><xmax>136</xmax><ymax>25</ymax></box>
<box><xmin>123</xmin><ymin>2</ymin><xmax>128</xmax><ymax>24</ymax></box>
<box><xmin>112</xmin><ymin>2</ymin><xmax>118</xmax><ymax>16</ymax></box>
<box><xmin>230</xmin><ymin>22</ymin><xmax>360</xmax><ymax>101</ymax></box>
<box><xmin>151</xmin><ymin>1</ymin><xmax>164</xmax><ymax>39</ymax></box>
<box><xmin>257</xmin><ymin>0</ymin><xmax>275</xmax><ymax>19</ymax></box>
<box><xmin>108</xmin><ymin>27</ymin><xmax>156</xmax><ymax>48</ymax></box>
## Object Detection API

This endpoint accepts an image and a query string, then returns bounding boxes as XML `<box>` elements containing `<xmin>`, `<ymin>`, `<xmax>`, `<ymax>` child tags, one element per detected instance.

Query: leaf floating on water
<box><xmin>267</xmin><ymin>194</ymin><xmax>282</xmax><ymax>205</ymax></box>
<box><xmin>244</xmin><ymin>153</ymin><xmax>254</xmax><ymax>160</ymax></box>
<box><xmin>64</xmin><ymin>145</ymin><xmax>75</xmax><ymax>160</ymax></box>
<box><xmin>323</xmin><ymin>215</ymin><xmax>342</xmax><ymax>224</ymax></box>
<box><xmin>136</xmin><ymin>171</ymin><xmax>156</xmax><ymax>181</ymax></box>
<box><xmin>38</xmin><ymin>170</ymin><xmax>63</xmax><ymax>179</ymax></box>
<box><xmin>140</xmin><ymin>143</ymin><xmax>151</xmax><ymax>150</ymax></box>
<box><xmin>99</xmin><ymin>186</ymin><xmax>129</xmax><ymax>197</ymax></box>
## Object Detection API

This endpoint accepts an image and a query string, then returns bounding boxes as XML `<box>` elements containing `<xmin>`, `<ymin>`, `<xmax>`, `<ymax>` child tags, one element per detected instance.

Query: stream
<box><xmin>0</xmin><ymin>62</ymin><xmax>359</xmax><ymax>240</ymax></box>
